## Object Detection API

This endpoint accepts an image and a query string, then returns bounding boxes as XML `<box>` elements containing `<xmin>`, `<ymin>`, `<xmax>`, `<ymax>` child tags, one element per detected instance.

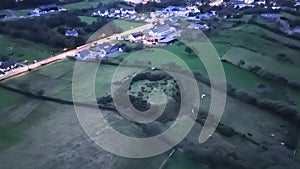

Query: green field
<box><xmin>1</xmin><ymin>10</ymin><xmax>300</xmax><ymax>168</ymax></box>
<box><xmin>212</xmin><ymin>25</ymin><xmax>300</xmax><ymax>66</ymax></box>
<box><xmin>0</xmin><ymin>87</ymin><xmax>25</xmax><ymax>111</ymax></box>
<box><xmin>109</xmin><ymin>41</ymin><xmax>300</xmax><ymax>106</ymax></box>
<box><xmin>222</xmin><ymin>47</ymin><xmax>300</xmax><ymax>82</ymax></box>
<box><xmin>160</xmin><ymin>43</ymin><xmax>287</xmax><ymax>100</ymax></box>
<box><xmin>58</xmin><ymin>0</ymin><xmax>101</xmax><ymax>10</ymax></box>
<box><xmin>0</xmin><ymin>34</ymin><xmax>61</xmax><ymax>63</ymax></box>
<box><xmin>14</xmin><ymin>9</ymin><xmax>31</xmax><ymax>17</ymax></box>
<box><xmin>232</xmin><ymin>24</ymin><xmax>300</xmax><ymax>48</ymax></box>
<box><xmin>0</xmin><ymin>42</ymin><xmax>299</xmax><ymax>167</ymax></box>
<box><xmin>79</xmin><ymin>16</ymin><xmax>98</xmax><ymax>24</ymax></box>
<box><xmin>112</xmin><ymin>20</ymin><xmax>146</xmax><ymax>31</ymax></box>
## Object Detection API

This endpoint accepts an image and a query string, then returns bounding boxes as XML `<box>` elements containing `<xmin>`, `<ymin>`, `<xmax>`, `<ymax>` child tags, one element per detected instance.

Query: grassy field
<box><xmin>1</xmin><ymin>59</ymin><xmax>122</xmax><ymax>102</ymax></box>
<box><xmin>0</xmin><ymin>86</ymin><xmax>55</xmax><ymax>150</ymax></box>
<box><xmin>212</xmin><ymin>25</ymin><xmax>300</xmax><ymax>66</ymax></box>
<box><xmin>79</xmin><ymin>16</ymin><xmax>98</xmax><ymax>24</ymax></box>
<box><xmin>0</xmin><ymin>87</ymin><xmax>25</xmax><ymax>112</ymax></box>
<box><xmin>0</xmin><ymin>57</ymin><xmax>297</xmax><ymax>167</ymax></box>
<box><xmin>159</xmin><ymin>42</ymin><xmax>290</xmax><ymax>101</ymax></box>
<box><xmin>109</xmin><ymin>41</ymin><xmax>300</xmax><ymax>104</ymax></box>
<box><xmin>59</xmin><ymin>0</ymin><xmax>119</xmax><ymax>10</ymax></box>
<box><xmin>58</xmin><ymin>0</ymin><xmax>101</xmax><ymax>10</ymax></box>
<box><xmin>14</xmin><ymin>9</ymin><xmax>31</xmax><ymax>17</ymax></box>
<box><xmin>0</xmin><ymin>11</ymin><xmax>299</xmax><ymax>168</ymax></box>
<box><xmin>222</xmin><ymin>46</ymin><xmax>300</xmax><ymax>82</ymax></box>
<box><xmin>232</xmin><ymin>24</ymin><xmax>300</xmax><ymax>48</ymax></box>
<box><xmin>112</xmin><ymin>20</ymin><xmax>146</xmax><ymax>31</ymax></box>
<box><xmin>0</xmin><ymin>34</ymin><xmax>61</xmax><ymax>63</ymax></box>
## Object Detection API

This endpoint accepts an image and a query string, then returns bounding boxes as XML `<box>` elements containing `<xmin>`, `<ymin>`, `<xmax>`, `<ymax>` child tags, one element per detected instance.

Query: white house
<box><xmin>74</xmin><ymin>49</ymin><xmax>99</xmax><ymax>61</ymax></box>
<box><xmin>244</xmin><ymin>0</ymin><xmax>254</xmax><ymax>4</ymax></box>
<box><xmin>257</xmin><ymin>0</ymin><xmax>266</xmax><ymax>5</ymax></box>
<box><xmin>186</xmin><ymin>5</ymin><xmax>200</xmax><ymax>13</ymax></box>
<box><xmin>65</xmin><ymin>29</ymin><xmax>78</xmax><ymax>37</ymax></box>
<box><xmin>188</xmin><ymin>23</ymin><xmax>209</xmax><ymax>30</ymax></box>
<box><xmin>0</xmin><ymin>61</ymin><xmax>23</xmax><ymax>72</ymax></box>
<box><xmin>127</xmin><ymin>32</ymin><xmax>145</xmax><ymax>42</ymax></box>
<box><xmin>74</xmin><ymin>42</ymin><xmax>124</xmax><ymax>61</ymax></box>
<box><xmin>123</xmin><ymin>0</ymin><xmax>160</xmax><ymax>4</ymax></box>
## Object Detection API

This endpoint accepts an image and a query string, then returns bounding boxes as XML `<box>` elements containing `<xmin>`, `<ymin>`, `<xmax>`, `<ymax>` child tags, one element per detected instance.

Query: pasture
<box><xmin>0</xmin><ymin>34</ymin><xmax>60</xmax><ymax>63</ymax></box>
<box><xmin>112</xmin><ymin>20</ymin><xmax>146</xmax><ymax>31</ymax></box>
<box><xmin>58</xmin><ymin>1</ymin><xmax>100</xmax><ymax>10</ymax></box>
<box><xmin>222</xmin><ymin>47</ymin><xmax>300</xmax><ymax>83</ymax></box>
<box><xmin>79</xmin><ymin>16</ymin><xmax>98</xmax><ymax>24</ymax></box>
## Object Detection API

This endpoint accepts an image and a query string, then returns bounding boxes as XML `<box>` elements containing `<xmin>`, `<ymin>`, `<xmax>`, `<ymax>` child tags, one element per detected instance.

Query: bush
<box><xmin>123</xmin><ymin>46</ymin><xmax>132</xmax><ymax>52</ymax></box>
<box><xmin>238</xmin><ymin>59</ymin><xmax>245</xmax><ymax>66</ymax></box>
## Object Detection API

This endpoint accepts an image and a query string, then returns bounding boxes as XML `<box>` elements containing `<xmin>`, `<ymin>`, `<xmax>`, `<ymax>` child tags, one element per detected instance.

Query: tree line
<box><xmin>0</xmin><ymin>12</ymin><xmax>121</xmax><ymax>49</ymax></box>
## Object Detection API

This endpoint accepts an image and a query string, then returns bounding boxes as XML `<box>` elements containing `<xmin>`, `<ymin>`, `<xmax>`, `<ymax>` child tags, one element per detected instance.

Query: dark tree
<box><xmin>185</xmin><ymin>46</ymin><xmax>194</xmax><ymax>55</ymax></box>
<box><xmin>135</xmin><ymin>43</ymin><xmax>144</xmax><ymax>50</ymax></box>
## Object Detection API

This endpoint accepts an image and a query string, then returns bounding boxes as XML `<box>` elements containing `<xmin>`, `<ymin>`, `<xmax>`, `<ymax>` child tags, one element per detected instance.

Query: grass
<box><xmin>112</xmin><ymin>19</ymin><xmax>146</xmax><ymax>31</ymax></box>
<box><xmin>166</xmin><ymin>151</ymin><xmax>208</xmax><ymax>169</ymax></box>
<box><xmin>0</xmin><ymin>87</ymin><xmax>25</xmax><ymax>111</ymax></box>
<box><xmin>110</xmin><ymin>41</ymin><xmax>299</xmax><ymax>103</ymax></box>
<box><xmin>79</xmin><ymin>16</ymin><xmax>98</xmax><ymax>24</ymax></box>
<box><xmin>0</xmin><ymin>88</ymin><xmax>54</xmax><ymax>149</ymax></box>
<box><xmin>14</xmin><ymin>9</ymin><xmax>31</xmax><ymax>17</ymax></box>
<box><xmin>163</xmin><ymin>42</ymin><xmax>289</xmax><ymax>100</ymax></box>
<box><xmin>1</xmin><ymin>59</ymin><xmax>120</xmax><ymax>102</ymax></box>
<box><xmin>222</xmin><ymin>46</ymin><xmax>300</xmax><ymax>82</ymax></box>
<box><xmin>211</xmin><ymin>24</ymin><xmax>300</xmax><ymax>66</ymax></box>
<box><xmin>58</xmin><ymin>0</ymin><xmax>100</xmax><ymax>10</ymax></box>
<box><xmin>233</xmin><ymin>24</ymin><xmax>300</xmax><ymax>48</ymax></box>
<box><xmin>209</xmin><ymin>22</ymin><xmax>300</xmax><ymax>105</ymax></box>
<box><xmin>0</xmin><ymin>34</ymin><xmax>61</xmax><ymax>63</ymax></box>
<box><xmin>0</xmin><ymin>123</ymin><xmax>23</xmax><ymax>150</ymax></box>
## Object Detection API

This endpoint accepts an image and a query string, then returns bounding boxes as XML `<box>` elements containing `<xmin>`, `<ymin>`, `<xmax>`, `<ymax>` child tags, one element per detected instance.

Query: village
<box><xmin>71</xmin><ymin>0</ymin><xmax>300</xmax><ymax>62</ymax></box>
<box><xmin>1</xmin><ymin>1</ymin><xmax>300</xmax><ymax>169</ymax></box>
<box><xmin>1</xmin><ymin>0</ymin><xmax>300</xmax><ymax>75</ymax></box>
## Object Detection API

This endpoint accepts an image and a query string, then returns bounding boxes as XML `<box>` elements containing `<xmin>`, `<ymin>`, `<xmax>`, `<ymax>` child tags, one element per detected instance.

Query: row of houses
<box><xmin>229</xmin><ymin>0</ymin><xmax>300</xmax><ymax>10</ymax></box>
<box><xmin>73</xmin><ymin>25</ymin><xmax>179</xmax><ymax>62</ymax></box>
<box><xmin>91</xmin><ymin>7</ymin><xmax>154</xmax><ymax>22</ymax></box>
<box><xmin>74</xmin><ymin>42</ymin><xmax>124</xmax><ymax>61</ymax></box>
<box><xmin>0</xmin><ymin>61</ymin><xmax>24</xmax><ymax>75</ymax></box>
<box><xmin>74</xmin><ymin>22</ymin><xmax>208</xmax><ymax>62</ymax></box>
<box><xmin>92</xmin><ymin>8</ymin><xmax>136</xmax><ymax>18</ymax></box>
<box><xmin>127</xmin><ymin>21</ymin><xmax>209</xmax><ymax>47</ymax></box>
<box><xmin>126</xmin><ymin>24</ymin><xmax>180</xmax><ymax>46</ymax></box>
<box><xmin>151</xmin><ymin>5</ymin><xmax>201</xmax><ymax>18</ymax></box>
<box><xmin>123</xmin><ymin>0</ymin><xmax>161</xmax><ymax>5</ymax></box>
<box><xmin>30</xmin><ymin>4</ymin><xmax>67</xmax><ymax>16</ymax></box>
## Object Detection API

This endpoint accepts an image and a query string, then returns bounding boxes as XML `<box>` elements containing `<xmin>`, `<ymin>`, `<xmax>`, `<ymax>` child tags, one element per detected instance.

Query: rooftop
<box><xmin>151</xmin><ymin>24</ymin><xmax>171</xmax><ymax>33</ymax></box>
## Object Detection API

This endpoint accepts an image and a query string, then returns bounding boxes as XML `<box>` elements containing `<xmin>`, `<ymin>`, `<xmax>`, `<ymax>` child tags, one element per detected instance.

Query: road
<box><xmin>0</xmin><ymin>23</ymin><xmax>154</xmax><ymax>81</ymax></box>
